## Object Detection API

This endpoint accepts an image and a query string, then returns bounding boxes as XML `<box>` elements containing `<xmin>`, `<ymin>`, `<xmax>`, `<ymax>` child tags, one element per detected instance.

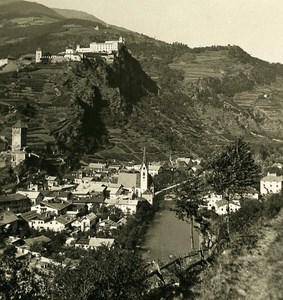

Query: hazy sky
<box><xmin>31</xmin><ymin>0</ymin><xmax>283</xmax><ymax>63</ymax></box>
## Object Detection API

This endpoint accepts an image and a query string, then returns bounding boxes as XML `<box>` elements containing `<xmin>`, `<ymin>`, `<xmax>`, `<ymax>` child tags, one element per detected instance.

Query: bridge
<box><xmin>154</xmin><ymin>181</ymin><xmax>186</xmax><ymax>196</ymax></box>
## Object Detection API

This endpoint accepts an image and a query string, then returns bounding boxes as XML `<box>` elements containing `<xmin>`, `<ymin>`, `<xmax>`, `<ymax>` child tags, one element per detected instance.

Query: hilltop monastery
<box><xmin>35</xmin><ymin>37</ymin><xmax>125</xmax><ymax>63</ymax></box>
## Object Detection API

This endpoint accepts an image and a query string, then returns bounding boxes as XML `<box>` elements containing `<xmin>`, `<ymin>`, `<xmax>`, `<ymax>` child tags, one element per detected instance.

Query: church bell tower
<box><xmin>140</xmin><ymin>147</ymin><xmax>148</xmax><ymax>193</ymax></box>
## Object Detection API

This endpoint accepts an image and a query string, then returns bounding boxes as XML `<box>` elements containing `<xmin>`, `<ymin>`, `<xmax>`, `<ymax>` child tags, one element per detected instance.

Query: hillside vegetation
<box><xmin>1</xmin><ymin>1</ymin><xmax>283</xmax><ymax>161</ymax></box>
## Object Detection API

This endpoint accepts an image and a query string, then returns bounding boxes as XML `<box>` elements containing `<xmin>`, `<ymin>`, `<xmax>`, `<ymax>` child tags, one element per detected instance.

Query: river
<box><xmin>142</xmin><ymin>200</ymin><xmax>200</xmax><ymax>262</ymax></box>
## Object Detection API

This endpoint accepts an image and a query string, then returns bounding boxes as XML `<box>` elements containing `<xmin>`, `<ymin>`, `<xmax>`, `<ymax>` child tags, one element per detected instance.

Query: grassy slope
<box><xmin>52</xmin><ymin>8</ymin><xmax>107</xmax><ymax>25</ymax></box>
<box><xmin>194</xmin><ymin>210</ymin><xmax>283</xmax><ymax>299</ymax></box>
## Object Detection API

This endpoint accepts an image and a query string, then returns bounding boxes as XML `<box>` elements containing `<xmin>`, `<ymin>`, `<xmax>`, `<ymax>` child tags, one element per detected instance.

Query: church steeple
<box><xmin>140</xmin><ymin>147</ymin><xmax>148</xmax><ymax>193</ymax></box>
<box><xmin>142</xmin><ymin>147</ymin><xmax>147</xmax><ymax>167</ymax></box>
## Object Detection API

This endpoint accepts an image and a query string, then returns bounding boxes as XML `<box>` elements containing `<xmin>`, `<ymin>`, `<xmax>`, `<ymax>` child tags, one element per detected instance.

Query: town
<box><xmin>0</xmin><ymin>116</ymin><xmax>282</xmax><ymax>274</ymax></box>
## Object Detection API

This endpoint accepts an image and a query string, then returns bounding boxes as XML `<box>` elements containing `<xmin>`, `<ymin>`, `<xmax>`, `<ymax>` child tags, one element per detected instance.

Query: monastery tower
<box><xmin>35</xmin><ymin>48</ymin><xmax>42</xmax><ymax>63</ymax></box>
<box><xmin>12</xmin><ymin>120</ymin><xmax>28</xmax><ymax>151</ymax></box>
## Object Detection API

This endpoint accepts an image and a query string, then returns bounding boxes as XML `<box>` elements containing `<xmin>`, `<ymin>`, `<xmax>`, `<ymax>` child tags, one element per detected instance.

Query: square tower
<box><xmin>12</xmin><ymin>120</ymin><xmax>28</xmax><ymax>151</ymax></box>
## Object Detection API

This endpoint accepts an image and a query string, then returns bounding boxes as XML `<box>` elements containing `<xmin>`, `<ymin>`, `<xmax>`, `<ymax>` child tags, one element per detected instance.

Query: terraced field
<box><xmin>170</xmin><ymin>49</ymin><xmax>243</xmax><ymax>82</ymax></box>
<box><xmin>232</xmin><ymin>78</ymin><xmax>283</xmax><ymax>139</ymax></box>
<box><xmin>0</xmin><ymin>65</ymin><xmax>67</xmax><ymax>148</ymax></box>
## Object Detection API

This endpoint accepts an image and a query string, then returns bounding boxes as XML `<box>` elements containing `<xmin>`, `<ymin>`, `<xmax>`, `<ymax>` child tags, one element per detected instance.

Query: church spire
<box><xmin>142</xmin><ymin>147</ymin><xmax>147</xmax><ymax>167</ymax></box>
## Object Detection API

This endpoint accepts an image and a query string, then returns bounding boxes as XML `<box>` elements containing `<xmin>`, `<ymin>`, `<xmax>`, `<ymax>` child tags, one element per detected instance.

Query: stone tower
<box><xmin>35</xmin><ymin>48</ymin><xmax>42</xmax><ymax>63</ymax></box>
<box><xmin>12</xmin><ymin>120</ymin><xmax>28</xmax><ymax>151</ymax></box>
<box><xmin>140</xmin><ymin>147</ymin><xmax>148</xmax><ymax>193</ymax></box>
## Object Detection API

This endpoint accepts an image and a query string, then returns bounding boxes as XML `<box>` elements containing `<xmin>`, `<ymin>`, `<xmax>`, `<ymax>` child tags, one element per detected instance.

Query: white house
<box><xmin>17</xmin><ymin>190</ymin><xmax>43</xmax><ymax>205</ymax></box>
<box><xmin>260</xmin><ymin>173</ymin><xmax>283</xmax><ymax>195</ymax></box>
<box><xmin>75</xmin><ymin>237</ymin><xmax>114</xmax><ymax>250</ymax></box>
<box><xmin>32</xmin><ymin>215</ymin><xmax>73</xmax><ymax>232</ymax></box>
<box><xmin>148</xmin><ymin>162</ymin><xmax>162</xmax><ymax>177</ymax></box>
<box><xmin>96</xmin><ymin>218</ymin><xmax>120</xmax><ymax>234</ymax></box>
<box><xmin>204</xmin><ymin>193</ymin><xmax>223</xmax><ymax>210</ymax></box>
<box><xmin>215</xmin><ymin>200</ymin><xmax>241</xmax><ymax>215</ymax></box>
<box><xmin>104</xmin><ymin>198</ymin><xmax>139</xmax><ymax>214</ymax></box>
<box><xmin>31</xmin><ymin>201</ymin><xmax>72</xmax><ymax>215</ymax></box>
<box><xmin>71</xmin><ymin>212</ymin><xmax>97</xmax><ymax>232</ymax></box>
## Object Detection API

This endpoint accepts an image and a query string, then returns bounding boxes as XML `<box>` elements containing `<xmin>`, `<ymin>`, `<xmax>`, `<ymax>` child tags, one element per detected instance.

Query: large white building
<box><xmin>76</xmin><ymin>37</ymin><xmax>125</xmax><ymax>54</ymax></box>
<box><xmin>260</xmin><ymin>173</ymin><xmax>283</xmax><ymax>195</ymax></box>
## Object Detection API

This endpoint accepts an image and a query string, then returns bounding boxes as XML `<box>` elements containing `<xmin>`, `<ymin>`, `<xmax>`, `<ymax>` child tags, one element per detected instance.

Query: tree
<box><xmin>207</xmin><ymin>137</ymin><xmax>261</xmax><ymax>237</ymax></box>
<box><xmin>0</xmin><ymin>253</ymin><xmax>50</xmax><ymax>299</ymax></box>
<box><xmin>174</xmin><ymin>172</ymin><xmax>208</xmax><ymax>250</ymax></box>
<box><xmin>51</xmin><ymin>246</ymin><xmax>149</xmax><ymax>300</ymax></box>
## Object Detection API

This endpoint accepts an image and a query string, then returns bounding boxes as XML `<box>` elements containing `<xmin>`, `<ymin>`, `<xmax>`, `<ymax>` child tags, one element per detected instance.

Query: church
<box><xmin>117</xmin><ymin>148</ymin><xmax>154</xmax><ymax>205</ymax></box>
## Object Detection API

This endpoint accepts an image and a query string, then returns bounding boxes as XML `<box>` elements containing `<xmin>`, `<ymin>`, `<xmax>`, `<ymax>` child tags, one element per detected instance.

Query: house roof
<box><xmin>25</xmin><ymin>235</ymin><xmax>51</xmax><ymax>247</ymax></box>
<box><xmin>261</xmin><ymin>175</ymin><xmax>283</xmax><ymax>182</ymax></box>
<box><xmin>89</xmin><ymin>237</ymin><xmax>114</xmax><ymax>248</ymax></box>
<box><xmin>13</xmin><ymin>119</ymin><xmax>28</xmax><ymax>128</ymax></box>
<box><xmin>118</xmin><ymin>172</ymin><xmax>140</xmax><ymax>188</ymax></box>
<box><xmin>46</xmin><ymin>176</ymin><xmax>57</xmax><ymax>181</ymax></box>
<box><xmin>0</xmin><ymin>211</ymin><xmax>19</xmax><ymax>226</ymax></box>
<box><xmin>86</xmin><ymin>212</ymin><xmax>97</xmax><ymax>221</ymax></box>
<box><xmin>143</xmin><ymin>188</ymin><xmax>153</xmax><ymax>195</ymax></box>
<box><xmin>73</xmin><ymin>196</ymin><xmax>104</xmax><ymax>204</ymax></box>
<box><xmin>17</xmin><ymin>190</ymin><xmax>42</xmax><ymax>199</ymax></box>
<box><xmin>117</xmin><ymin>217</ymin><xmax>127</xmax><ymax>225</ymax></box>
<box><xmin>97</xmin><ymin>219</ymin><xmax>119</xmax><ymax>227</ymax></box>
<box><xmin>20</xmin><ymin>211</ymin><xmax>49</xmax><ymax>222</ymax></box>
<box><xmin>0</xmin><ymin>193</ymin><xmax>30</xmax><ymax>203</ymax></box>
<box><xmin>41</xmin><ymin>202</ymin><xmax>71</xmax><ymax>211</ymax></box>
<box><xmin>54</xmin><ymin>215</ymin><xmax>74</xmax><ymax>226</ymax></box>
<box><xmin>105</xmin><ymin>199</ymin><xmax>139</xmax><ymax>206</ymax></box>
<box><xmin>244</xmin><ymin>187</ymin><xmax>259</xmax><ymax>194</ymax></box>
<box><xmin>41</xmin><ymin>190</ymin><xmax>71</xmax><ymax>198</ymax></box>
<box><xmin>215</xmin><ymin>200</ymin><xmax>240</xmax><ymax>209</ymax></box>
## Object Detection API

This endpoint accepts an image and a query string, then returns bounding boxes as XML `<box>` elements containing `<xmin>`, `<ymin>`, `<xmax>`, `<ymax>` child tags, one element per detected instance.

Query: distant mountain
<box><xmin>0</xmin><ymin>1</ymin><xmax>64</xmax><ymax>20</ymax></box>
<box><xmin>0</xmin><ymin>0</ymin><xmax>283</xmax><ymax>162</ymax></box>
<box><xmin>53</xmin><ymin>7</ymin><xmax>132</xmax><ymax>33</ymax></box>
<box><xmin>53</xmin><ymin>8</ymin><xmax>107</xmax><ymax>25</ymax></box>
<box><xmin>0</xmin><ymin>0</ymin><xmax>21</xmax><ymax>5</ymax></box>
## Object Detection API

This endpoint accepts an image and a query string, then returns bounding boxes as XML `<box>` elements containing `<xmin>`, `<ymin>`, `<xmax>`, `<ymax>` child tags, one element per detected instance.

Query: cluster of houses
<box><xmin>0</xmin><ymin>131</ymin><xmax>161</xmax><ymax>259</ymax></box>
<box><xmin>35</xmin><ymin>36</ymin><xmax>125</xmax><ymax>64</ymax></box>
<box><xmin>202</xmin><ymin>170</ymin><xmax>283</xmax><ymax>215</ymax></box>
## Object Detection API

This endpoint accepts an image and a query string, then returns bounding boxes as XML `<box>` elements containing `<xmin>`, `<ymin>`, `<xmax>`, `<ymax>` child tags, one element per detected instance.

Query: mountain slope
<box><xmin>0</xmin><ymin>1</ymin><xmax>64</xmax><ymax>20</ymax></box>
<box><xmin>53</xmin><ymin>8</ymin><xmax>107</xmax><ymax>25</ymax></box>
<box><xmin>1</xmin><ymin>1</ymin><xmax>283</xmax><ymax>161</ymax></box>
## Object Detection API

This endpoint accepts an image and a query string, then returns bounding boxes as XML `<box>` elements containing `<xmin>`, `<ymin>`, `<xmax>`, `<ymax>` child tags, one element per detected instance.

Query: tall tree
<box><xmin>174</xmin><ymin>172</ymin><xmax>208</xmax><ymax>251</ymax></box>
<box><xmin>207</xmin><ymin>137</ymin><xmax>261</xmax><ymax>236</ymax></box>
<box><xmin>0</xmin><ymin>253</ymin><xmax>50</xmax><ymax>299</ymax></box>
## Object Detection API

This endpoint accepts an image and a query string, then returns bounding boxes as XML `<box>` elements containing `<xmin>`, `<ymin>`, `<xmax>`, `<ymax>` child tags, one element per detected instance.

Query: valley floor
<box><xmin>195</xmin><ymin>210</ymin><xmax>283</xmax><ymax>299</ymax></box>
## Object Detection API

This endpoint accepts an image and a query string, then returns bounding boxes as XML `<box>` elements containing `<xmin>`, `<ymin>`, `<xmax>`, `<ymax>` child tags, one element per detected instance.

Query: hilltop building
<box><xmin>35</xmin><ymin>37</ymin><xmax>125</xmax><ymax>64</ymax></box>
<box><xmin>76</xmin><ymin>37</ymin><xmax>125</xmax><ymax>54</ymax></box>
<box><xmin>35</xmin><ymin>47</ymin><xmax>83</xmax><ymax>64</ymax></box>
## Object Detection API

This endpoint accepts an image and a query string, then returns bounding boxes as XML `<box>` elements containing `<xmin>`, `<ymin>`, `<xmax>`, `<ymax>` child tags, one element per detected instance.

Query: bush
<box><xmin>263</xmin><ymin>194</ymin><xmax>283</xmax><ymax>218</ymax></box>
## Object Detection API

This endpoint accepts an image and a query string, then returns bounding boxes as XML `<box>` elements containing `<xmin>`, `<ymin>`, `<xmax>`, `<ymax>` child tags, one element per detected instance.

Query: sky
<box><xmin>31</xmin><ymin>0</ymin><xmax>283</xmax><ymax>63</ymax></box>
